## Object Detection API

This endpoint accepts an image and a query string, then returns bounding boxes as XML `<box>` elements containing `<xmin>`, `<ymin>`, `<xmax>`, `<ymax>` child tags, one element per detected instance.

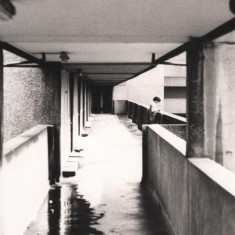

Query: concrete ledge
<box><xmin>149</xmin><ymin>124</ymin><xmax>186</xmax><ymax>155</ymax></box>
<box><xmin>160</xmin><ymin>111</ymin><xmax>186</xmax><ymax>123</ymax></box>
<box><xmin>3</xmin><ymin>125</ymin><xmax>48</xmax><ymax>160</ymax></box>
<box><xmin>0</xmin><ymin>125</ymin><xmax>50</xmax><ymax>235</ymax></box>
<box><xmin>127</xmin><ymin>100</ymin><xmax>186</xmax><ymax>129</ymax></box>
<box><xmin>189</xmin><ymin>158</ymin><xmax>235</xmax><ymax>197</ymax></box>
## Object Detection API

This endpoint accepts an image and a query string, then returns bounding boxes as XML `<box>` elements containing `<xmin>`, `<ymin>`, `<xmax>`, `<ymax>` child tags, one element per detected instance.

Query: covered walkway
<box><xmin>24</xmin><ymin>114</ymin><xmax>173</xmax><ymax>235</ymax></box>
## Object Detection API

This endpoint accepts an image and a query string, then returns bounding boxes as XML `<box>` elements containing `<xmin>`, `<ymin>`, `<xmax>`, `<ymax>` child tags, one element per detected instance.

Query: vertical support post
<box><xmin>60</xmin><ymin>70</ymin><xmax>70</xmax><ymax>171</ymax></box>
<box><xmin>48</xmin><ymin>125</ymin><xmax>55</xmax><ymax>184</ymax></box>
<box><xmin>84</xmin><ymin>80</ymin><xmax>87</xmax><ymax>123</ymax></box>
<box><xmin>87</xmin><ymin>83</ymin><xmax>90</xmax><ymax>118</ymax></box>
<box><xmin>141</xmin><ymin>125</ymin><xmax>148</xmax><ymax>184</ymax></box>
<box><xmin>73</xmin><ymin>74</ymin><xmax>79</xmax><ymax>143</ymax></box>
<box><xmin>186</xmin><ymin>40</ymin><xmax>205</xmax><ymax>158</ymax></box>
<box><xmin>79</xmin><ymin>78</ymin><xmax>83</xmax><ymax>132</ymax></box>
<box><xmin>86</xmin><ymin>82</ymin><xmax>89</xmax><ymax>121</ymax></box>
<box><xmin>0</xmin><ymin>43</ymin><xmax>3</xmax><ymax>166</ymax></box>
<box><xmin>203</xmin><ymin>42</ymin><xmax>235</xmax><ymax>171</ymax></box>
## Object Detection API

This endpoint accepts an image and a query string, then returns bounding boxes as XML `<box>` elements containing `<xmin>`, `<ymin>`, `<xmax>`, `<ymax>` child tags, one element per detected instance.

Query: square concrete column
<box><xmin>73</xmin><ymin>74</ymin><xmax>79</xmax><ymax>142</ymax></box>
<box><xmin>203</xmin><ymin>42</ymin><xmax>235</xmax><ymax>172</ymax></box>
<box><xmin>79</xmin><ymin>78</ymin><xmax>83</xmax><ymax>131</ymax></box>
<box><xmin>187</xmin><ymin>39</ymin><xmax>235</xmax><ymax>172</ymax></box>
<box><xmin>186</xmin><ymin>40</ymin><xmax>205</xmax><ymax>158</ymax></box>
<box><xmin>87</xmin><ymin>83</ymin><xmax>91</xmax><ymax>117</ymax></box>
<box><xmin>141</xmin><ymin>125</ymin><xmax>148</xmax><ymax>184</ymax></box>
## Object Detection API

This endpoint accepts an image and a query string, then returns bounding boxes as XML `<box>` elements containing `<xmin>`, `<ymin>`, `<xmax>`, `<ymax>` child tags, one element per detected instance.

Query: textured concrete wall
<box><xmin>147</xmin><ymin>125</ymin><xmax>188</xmax><ymax>235</ymax></box>
<box><xmin>3</xmin><ymin>51</ymin><xmax>61</xmax><ymax>142</ymax></box>
<box><xmin>188</xmin><ymin>158</ymin><xmax>235</xmax><ymax>235</ymax></box>
<box><xmin>145</xmin><ymin>124</ymin><xmax>235</xmax><ymax>235</ymax></box>
<box><xmin>0</xmin><ymin>126</ymin><xmax>50</xmax><ymax>235</ymax></box>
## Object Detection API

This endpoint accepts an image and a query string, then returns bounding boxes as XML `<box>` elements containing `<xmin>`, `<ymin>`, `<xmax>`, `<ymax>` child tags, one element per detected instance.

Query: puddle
<box><xmin>25</xmin><ymin>184</ymin><xmax>105</xmax><ymax>235</ymax></box>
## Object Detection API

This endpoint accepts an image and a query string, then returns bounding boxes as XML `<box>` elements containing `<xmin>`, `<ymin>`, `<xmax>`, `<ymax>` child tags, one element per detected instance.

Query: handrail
<box><xmin>159</xmin><ymin>111</ymin><xmax>186</xmax><ymax>123</ymax></box>
<box><xmin>127</xmin><ymin>100</ymin><xmax>187</xmax><ymax>123</ymax></box>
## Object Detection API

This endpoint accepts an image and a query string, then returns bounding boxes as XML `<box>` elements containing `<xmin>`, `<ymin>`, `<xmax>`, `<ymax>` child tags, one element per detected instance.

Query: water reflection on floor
<box><xmin>24</xmin><ymin>115</ymin><xmax>173</xmax><ymax>235</ymax></box>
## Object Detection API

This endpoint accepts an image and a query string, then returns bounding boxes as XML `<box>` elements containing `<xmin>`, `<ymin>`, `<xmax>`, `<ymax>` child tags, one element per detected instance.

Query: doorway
<box><xmin>91</xmin><ymin>86</ymin><xmax>113</xmax><ymax>114</ymax></box>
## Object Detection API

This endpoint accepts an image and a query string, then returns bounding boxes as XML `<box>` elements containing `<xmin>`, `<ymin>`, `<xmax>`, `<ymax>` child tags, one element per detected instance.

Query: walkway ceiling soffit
<box><xmin>1</xmin><ymin>1</ymin><xmax>234</xmax><ymax>85</ymax></box>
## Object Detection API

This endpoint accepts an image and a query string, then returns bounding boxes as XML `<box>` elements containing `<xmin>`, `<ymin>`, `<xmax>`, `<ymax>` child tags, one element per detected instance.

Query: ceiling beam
<box><xmin>84</xmin><ymin>72</ymin><xmax>135</xmax><ymax>75</ymax></box>
<box><xmin>201</xmin><ymin>17</ymin><xmax>235</xmax><ymax>41</ymax></box>
<box><xmin>89</xmin><ymin>79</ymin><xmax>126</xmax><ymax>82</ymax></box>
<box><xmin>63</xmin><ymin>62</ymin><xmax>152</xmax><ymax>66</ymax></box>
<box><xmin>4</xmin><ymin>61</ymin><xmax>62</xmax><ymax>69</ymax></box>
<box><xmin>153</xmin><ymin>43</ymin><xmax>189</xmax><ymax>65</ymax></box>
<box><xmin>153</xmin><ymin>17</ymin><xmax>235</xmax><ymax>65</ymax></box>
<box><xmin>1</xmin><ymin>42</ymin><xmax>43</xmax><ymax>65</ymax></box>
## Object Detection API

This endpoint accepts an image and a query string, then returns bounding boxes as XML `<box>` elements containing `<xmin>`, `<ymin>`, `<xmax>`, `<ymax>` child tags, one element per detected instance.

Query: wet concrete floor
<box><xmin>24</xmin><ymin>115</ymin><xmax>173</xmax><ymax>235</ymax></box>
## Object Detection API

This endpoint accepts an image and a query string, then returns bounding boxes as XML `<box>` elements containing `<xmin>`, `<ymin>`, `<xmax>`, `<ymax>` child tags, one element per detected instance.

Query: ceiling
<box><xmin>1</xmin><ymin>0</ymin><xmax>234</xmax><ymax>85</ymax></box>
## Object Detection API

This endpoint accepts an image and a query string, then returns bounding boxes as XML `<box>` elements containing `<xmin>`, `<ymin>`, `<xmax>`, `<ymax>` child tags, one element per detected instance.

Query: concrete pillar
<box><xmin>84</xmin><ymin>80</ymin><xmax>87</xmax><ymax>122</ymax></box>
<box><xmin>60</xmin><ymin>70</ymin><xmax>70</xmax><ymax>170</ymax></box>
<box><xmin>187</xmin><ymin>40</ymin><xmax>235</xmax><ymax>172</ymax></box>
<box><xmin>73</xmin><ymin>74</ymin><xmax>79</xmax><ymax>143</ymax></box>
<box><xmin>0</xmin><ymin>43</ymin><xmax>3</xmax><ymax>166</ymax></box>
<box><xmin>100</xmin><ymin>88</ymin><xmax>103</xmax><ymax>113</ymax></box>
<box><xmin>89</xmin><ymin>83</ymin><xmax>92</xmax><ymax>116</ymax></box>
<box><xmin>83</xmin><ymin>80</ymin><xmax>86</xmax><ymax>124</ymax></box>
<box><xmin>141</xmin><ymin>125</ymin><xmax>148</xmax><ymax>184</ymax></box>
<box><xmin>204</xmin><ymin>43</ymin><xmax>235</xmax><ymax>172</ymax></box>
<box><xmin>86</xmin><ymin>82</ymin><xmax>89</xmax><ymax>121</ymax></box>
<box><xmin>87</xmin><ymin>83</ymin><xmax>90</xmax><ymax>118</ymax></box>
<box><xmin>186</xmin><ymin>40</ymin><xmax>205</xmax><ymax>158</ymax></box>
<box><xmin>79</xmin><ymin>78</ymin><xmax>83</xmax><ymax>132</ymax></box>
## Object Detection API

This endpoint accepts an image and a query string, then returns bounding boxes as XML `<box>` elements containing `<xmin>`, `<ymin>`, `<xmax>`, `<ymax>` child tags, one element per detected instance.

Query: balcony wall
<box><xmin>0</xmin><ymin>125</ymin><xmax>52</xmax><ymax>235</ymax></box>
<box><xmin>126</xmin><ymin>100</ymin><xmax>186</xmax><ymax>131</ymax></box>
<box><xmin>3</xmin><ymin>50</ymin><xmax>61</xmax><ymax>182</ymax></box>
<box><xmin>143</xmin><ymin>124</ymin><xmax>235</xmax><ymax>235</ymax></box>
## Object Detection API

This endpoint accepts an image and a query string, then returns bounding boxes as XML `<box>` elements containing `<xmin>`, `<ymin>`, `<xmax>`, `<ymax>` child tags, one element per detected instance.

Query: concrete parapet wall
<box><xmin>0</xmin><ymin>125</ymin><xmax>50</xmax><ymax>235</ymax></box>
<box><xmin>188</xmin><ymin>158</ymin><xmax>235</xmax><ymax>235</ymax></box>
<box><xmin>127</xmin><ymin>101</ymin><xmax>149</xmax><ymax>129</ymax></box>
<box><xmin>127</xmin><ymin>101</ymin><xmax>186</xmax><ymax>130</ymax></box>
<box><xmin>144</xmin><ymin>124</ymin><xmax>235</xmax><ymax>235</ymax></box>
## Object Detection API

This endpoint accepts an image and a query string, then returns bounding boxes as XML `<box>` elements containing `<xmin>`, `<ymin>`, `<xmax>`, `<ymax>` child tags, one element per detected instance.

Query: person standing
<box><xmin>149</xmin><ymin>96</ymin><xmax>161</xmax><ymax>123</ymax></box>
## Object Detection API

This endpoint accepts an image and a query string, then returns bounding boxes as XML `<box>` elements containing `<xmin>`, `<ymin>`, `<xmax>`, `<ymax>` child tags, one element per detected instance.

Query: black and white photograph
<box><xmin>0</xmin><ymin>1</ymin><xmax>235</xmax><ymax>234</ymax></box>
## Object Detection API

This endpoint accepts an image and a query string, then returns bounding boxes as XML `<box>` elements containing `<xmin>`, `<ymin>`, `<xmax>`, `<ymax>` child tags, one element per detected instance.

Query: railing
<box><xmin>0</xmin><ymin>125</ymin><xmax>55</xmax><ymax>235</ymax></box>
<box><xmin>126</xmin><ymin>100</ymin><xmax>186</xmax><ymax>129</ymax></box>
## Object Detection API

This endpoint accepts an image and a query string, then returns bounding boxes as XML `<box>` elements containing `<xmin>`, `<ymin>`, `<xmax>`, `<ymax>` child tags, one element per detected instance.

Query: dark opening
<box><xmin>91</xmin><ymin>86</ymin><xmax>113</xmax><ymax>114</ymax></box>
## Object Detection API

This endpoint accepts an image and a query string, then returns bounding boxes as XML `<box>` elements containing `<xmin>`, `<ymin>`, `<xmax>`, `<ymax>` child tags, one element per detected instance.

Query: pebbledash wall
<box><xmin>1</xmin><ymin>51</ymin><xmax>62</xmax><ymax>235</ymax></box>
<box><xmin>3</xmin><ymin>51</ymin><xmax>61</xmax><ymax>143</ymax></box>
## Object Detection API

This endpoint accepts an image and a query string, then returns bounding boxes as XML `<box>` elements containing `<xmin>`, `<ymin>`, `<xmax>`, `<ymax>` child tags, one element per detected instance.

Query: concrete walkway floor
<box><xmin>24</xmin><ymin>114</ymin><xmax>173</xmax><ymax>235</ymax></box>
